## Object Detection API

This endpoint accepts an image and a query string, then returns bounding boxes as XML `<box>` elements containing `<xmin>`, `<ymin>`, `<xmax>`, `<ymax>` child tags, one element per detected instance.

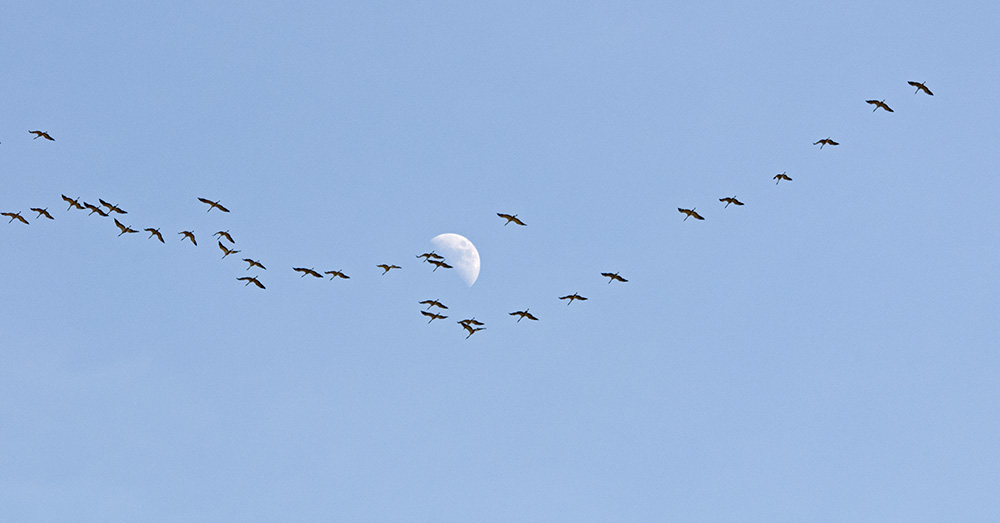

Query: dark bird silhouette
<box><xmin>459</xmin><ymin>318</ymin><xmax>485</xmax><ymax>327</ymax></box>
<box><xmin>428</xmin><ymin>259</ymin><xmax>453</xmax><ymax>271</ymax></box>
<box><xmin>30</xmin><ymin>208</ymin><xmax>54</xmax><ymax>220</ymax></box>
<box><xmin>243</xmin><ymin>258</ymin><xmax>267</xmax><ymax>271</ymax></box>
<box><xmin>293</xmin><ymin>267</ymin><xmax>323</xmax><ymax>278</ymax></box>
<box><xmin>377</xmin><ymin>264</ymin><xmax>401</xmax><ymax>275</ymax></box>
<box><xmin>678</xmin><ymin>208</ymin><xmax>704</xmax><ymax>221</ymax></box>
<box><xmin>83</xmin><ymin>202</ymin><xmax>108</xmax><ymax>216</ymax></box>
<box><xmin>866</xmin><ymin>99</ymin><xmax>894</xmax><ymax>112</ymax></box>
<box><xmin>774</xmin><ymin>172</ymin><xmax>793</xmax><ymax>184</ymax></box>
<box><xmin>179</xmin><ymin>231</ymin><xmax>197</xmax><ymax>245</ymax></box>
<box><xmin>325</xmin><ymin>270</ymin><xmax>349</xmax><ymax>280</ymax></box>
<box><xmin>497</xmin><ymin>213</ymin><xmax>526</xmax><ymax>226</ymax></box>
<box><xmin>559</xmin><ymin>293</ymin><xmax>588</xmax><ymax>305</ymax></box>
<box><xmin>198</xmin><ymin>198</ymin><xmax>230</xmax><ymax>213</ymax></box>
<box><xmin>218</xmin><ymin>241</ymin><xmax>241</xmax><ymax>259</ymax></box>
<box><xmin>601</xmin><ymin>272</ymin><xmax>628</xmax><ymax>284</ymax></box>
<box><xmin>421</xmin><ymin>311</ymin><xmax>448</xmax><ymax>323</ymax></box>
<box><xmin>237</xmin><ymin>276</ymin><xmax>265</xmax><ymax>289</ymax></box>
<box><xmin>509</xmin><ymin>309</ymin><xmax>539</xmax><ymax>322</ymax></box>
<box><xmin>29</xmin><ymin>130</ymin><xmax>54</xmax><ymax>141</ymax></box>
<box><xmin>420</xmin><ymin>299</ymin><xmax>448</xmax><ymax>310</ymax></box>
<box><xmin>62</xmin><ymin>195</ymin><xmax>85</xmax><ymax>211</ymax></box>
<box><xmin>908</xmin><ymin>81</ymin><xmax>933</xmax><ymax>96</ymax></box>
<box><xmin>2</xmin><ymin>212</ymin><xmax>28</xmax><ymax>224</ymax></box>
<box><xmin>214</xmin><ymin>230</ymin><xmax>234</xmax><ymax>243</ymax></box>
<box><xmin>114</xmin><ymin>218</ymin><xmax>138</xmax><ymax>236</ymax></box>
<box><xmin>417</xmin><ymin>251</ymin><xmax>444</xmax><ymax>261</ymax></box>
<box><xmin>145</xmin><ymin>228</ymin><xmax>164</xmax><ymax>243</ymax></box>
<box><xmin>719</xmin><ymin>196</ymin><xmax>744</xmax><ymax>208</ymax></box>
<box><xmin>814</xmin><ymin>137</ymin><xmax>839</xmax><ymax>149</ymax></box>
<box><xmin>98</xmin><ymin>199</ymin><xmax>127</xmax><ymax>215</ymax></box>
<box><xmin>460</xmin><ymin>323</ymin><xmax>486</xmax><ymax>339</ymax></box>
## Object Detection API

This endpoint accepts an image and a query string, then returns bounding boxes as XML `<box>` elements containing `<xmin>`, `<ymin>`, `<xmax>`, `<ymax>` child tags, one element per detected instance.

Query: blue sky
<box><xmin>3</xmin><ymin>1</ymin><xmax>1000</xmax><ymax>521</ymax></box>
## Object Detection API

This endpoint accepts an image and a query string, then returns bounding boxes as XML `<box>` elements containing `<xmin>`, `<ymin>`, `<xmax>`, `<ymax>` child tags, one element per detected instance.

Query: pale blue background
<box><xmin>3</xmin><ymin>1</ymin><xmax>999</xmax><ymax>521</ymax></box>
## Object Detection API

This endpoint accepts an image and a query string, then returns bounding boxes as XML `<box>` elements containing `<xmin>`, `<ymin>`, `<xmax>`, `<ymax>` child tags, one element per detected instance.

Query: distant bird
<box><xmin>459</xmin><ymin>318</ymin><xmax>485</xmax><ymax>327</ymax></box>
<box><xmin>62</xmin><ymin>195</ymin><xmax>84</xmax><ymax>211</ymax></box>
<box><xmin>243</xmin><ymin>258</ymin><xmax>267</xmax><ymax>271</ymax></box>
<box><xmin>908</xmin><ymin>81</ymin><xmax>933</xmax><ymax>96</ymax></box>
<box><xmin>719</xmin><ymin>196</ymin><xmax>744</xmax><ymax>208</ymax></box>
<box><xmin>145</xmin><ymin>228</ymin><xmax>164</xmax><ymax>243</ymax></box>
<box><xmin>377</xmin><ymin>264</ymin><xmax>401</xmax><ymax>275</ymax></box>
<box><xmin>114</xmin><ymin>218</ymin><xmax>138</xmax><ymax>236</ymax></box>
<box><xmin>559</xmin><ymin>293</ymin><xmax>588</xmax><ymax>305</ymax></box>
<box><xmin>83</xmin><ymin>202</ymin><xmax>108</xmax><ymax>216</ymax></box>
<box><xmin>237</xmin><ymin>276</ymin><xmax>265</xmax><ymax>289</ymax></box>
<box><xmin>866</xmin><ymin>99</ymin><xmax>894</xmax><ymax>112</ymax></box>
<box><xmin>601</xmin><ymin>272</ymin><xmax>628</xmax><ymax>284</ymax></box>
<box><xmin>30</xmin><ymin>208</ymin><xmax>54</xmax><ymax>220</ymax></box>
<box><xmin>325</xmin><ymin>269</ymin><xmax>350</xmax><ymax>280</ymax></box>
<box><xmin>678</xmin><ymin>208</ymin><xmax>704</xmax><ymax>221</ymax></box>
<box><xmin>198</xmin><ymin>197</ymin><xmax>230</xmax><ymax>213</ymax></box>
<box><xmin>29</xmin><ymin>130</ymin><xmax>54</xmax><ymax>141</ymax></box>
<box><xmin>774</xmin><ymin>172</ymin><xmax>793</xmax><ymax>184</ymax></box>
<box><xmin>218</xmin><ymin>241</ymin><xmax>240</xmax><ymax>259</ymax></box>
<box><xmin>2</xmin><ymin>212</ymin><xmax>28</xmax><ymax>224</ymax></box>
<box><xmin>421</xmin><ymin>310</ymin><xmax>448</xmax><ymax>323</ymax></box>
<box><xmin>213</xmin><ymin>230</ymin><xmax>234</xmax><ymax>243</ymax></box>
<box><xmin>420</xmin><ymin>299</ymin><xmax>448</xmax><ymax>310</ymax></box>
<box><xmin>98</xmin><ymin>199</ymin><xmax>127</xmax><ymax>214</ymax></box>
<box><xmin>428</xmin><ymin>259</ymin><xmax>453</xmax><ymax>271</ymax></box>
<box><xmin>417</xmin><ymin>251</ymin><xmax>444</xmax><ymax>261</ymax></box>
<box><xmin>293</xmin><ymin>267</ymin><xmax>323</xmax><ymax>278</ymax></box>
<box><xmin>497</xmin><ymin>213</ymin><xmax>526</xmax><ymax>226</ymax></box>
<box><xmin>179</xmin><ymin>230</ymin><xmax>197</xmax><ymax>245</ymax></box>
<box><xmin>813</xmin><ymin>137</ymin><xmax>839</xmax><ymax>149</ymax></box>
<box><xmin>509</xmin><ymin>309</ymin><xmax>539</xmax><ymax>322</ymax></box>
<box><xmin>460</xmin><ymin>323</ymin><xmax>486</xmax><ymax>339</ymax></box>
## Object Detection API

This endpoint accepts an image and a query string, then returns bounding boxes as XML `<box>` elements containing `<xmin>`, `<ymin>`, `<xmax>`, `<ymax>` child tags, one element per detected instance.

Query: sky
<box><xmin>3</xmin><ymin>1</ymin><xmax>1000</xmax><ymax>521</ymax></box>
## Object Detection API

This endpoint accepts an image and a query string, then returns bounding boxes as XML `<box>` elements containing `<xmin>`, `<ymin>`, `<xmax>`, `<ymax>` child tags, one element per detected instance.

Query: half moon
<box><xmin>430</xmin><ymin>233</ymin><xmax>481</xmax><ymax>286</ymax></box>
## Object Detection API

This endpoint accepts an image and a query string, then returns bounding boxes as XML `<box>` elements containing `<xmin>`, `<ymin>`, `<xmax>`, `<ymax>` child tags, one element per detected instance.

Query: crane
<box><xmin>325</xmin><ymin>270</ymin><xmax>350</xmax><ymax>280</ymax></box>
<box><xmin>459</xmin><ymin>318</ymin><xmax>485</xmax><ymax>327</ymax></box>
<box><xmin>428</xmin><ymin>259</ymin><xmax>453</xmax><ymax>271</ymax></box>
<box><xmin>145</xmin><ymin>228</ymin><xmax>164</xmax><ymax>243</ymax></box>
<box><xmin>377</xmin><ymin>264</ymin><xmax>401</xmax><ymax>275</ymax></box>
<box><xmin>179</xmin><ymin>231</ymin><xmax>197</xmax><ymax>245</ymax></box>
<box><xmin>601</xmin><ymin>272</ymin><xmax>628</xmax><ymax>284</ymax></box>
<box><xmin>813</xmin><ymin>137</ymin><xmax>839</xmax><ymax>149</ymax></box>
<box><xmin>214</xmin><ymin>230</ymin><xmax>234</xmax><ymax>243</ymax></box>
<box><xmin>29</xmin><ymin>130</ymin><xmax>54</xmax><ymax>141</ymax></box>
<box><xmin>83</xmin><ymin>202</ymin><xmax>108</xmax><ymax>216</ymax></box>
<box><xmin>237</xmin><ymin>276</ymin><xmax>265</xmax><ymax>289</ymax></box>
<box><xmin>907</xmin><ymin>81</ymin><xmax>933</xmax><ymax>96</ymax></box>
<box><xmin>497</xmin><ymin>213</ymin><xmax>526</xmax><ymax>226</ymax></box>
<box><xmin>62</xmin><ymin>195</ymin><xmax>85</xmax><ymax>211</ymax></box>
<box><xmin>773</xmin><ymin>172</ymin><xmax>793</xmax><ymax>184</ymax></box>
<box><xmin>2</xmin><ymin>212</ymin><xmax>28</xmax><ymax>224</ymax></box>
<box><xmin>417</xmin><ymin>251</ymin><xmax>444</xmax><ymax>261</ymax></box>
<box><xmin>866</xmin><ymin>99</ymin><xmax>894</xmax><ymax>112</ymax></box>
<box><xmin>420</xmin><ymin>299</ymin><xmax>448</xmax><ymax>310</ymax></box>
<box><xmin>218</xmin><ymin>241</ymin><xmax>241</xmax><ymax>259</ymax></box>
<box><xmin>243</xmin><ymin>258</ymin><xmax>267</xmax><ymax>271</ymax></box>
<box><xmin>509</xmin><ymin>309</ymin><xmax>539</xmax><ymax>322</ymax></box>
<box><xmin>719</xmin><ymin>196</ymin><xmax>744</xmax><ymax>208</ymax></box>
<box><xmin>421</xmin><ymin>311</ymin><xmax>448</xmax><ymax>323</ymax></box>
<box><xmin>559</xmin><ymin>293</ymin><xmax>588</xmax><ymax>305</ymax></box>
<box><xmin>114</xmin><ymin>218</ymin><xmax>138</xmax><ymax>236</ymax></box>
<box><xmin>293</xmin><ymin>267</ymin><xmax>323</xmax><ymax>278</ymax></box>
<box><xmin>678</xmin><ymin>208</ymin><xmax>704</xmax><ymax>221</ymax></box>
<box><xmin>460</xmin><ymin>323</ymin><xmax>486</xmax><ymax>339</ymax></box>
<box><xmin>98</xmin><ymin>199</ymin><xmax>127</xmax><ymax>214</ymax></box>
<box><xmin>197</xmin><ymin>197</ymin><xmax>230</xmax><ymax>212</ymax></box>
<box><xmin>30</xmin><ymin>208</ymin><xmax>54</xmax><ymax>220</ymax></box>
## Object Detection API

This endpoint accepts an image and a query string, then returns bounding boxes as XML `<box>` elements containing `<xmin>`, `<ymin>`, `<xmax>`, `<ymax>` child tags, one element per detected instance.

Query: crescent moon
<box><xmin>430</xmin><ymin>233</ymin><xmax>481</xmax><ymax>286</ymax></box>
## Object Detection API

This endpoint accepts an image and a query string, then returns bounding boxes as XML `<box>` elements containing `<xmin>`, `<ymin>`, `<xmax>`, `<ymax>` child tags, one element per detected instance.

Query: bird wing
<box><xmin>497</xmin><ymin>213</ymin><xmax>512</xmax><ymax>220</ymax></box>
<box><xmin>866</xmin><ymin>100</ymin><xmax>878</xmax><ymax>105</ymax></box>
<box><xmin>114</xmin><ymin>218</ymin><xmax>126</xmax><ymax>232</ymax></box>
<box><xmin>733</xmin><ymin>199</ymin><xmax>744</xmax><ymax>205</ymax></box>
<box><xmin>218</xmin><ymin>241</ymin><xmax>228</xmax><ymax>253</ymax></box>
<box><xmin>99</xmin><ymin>198</ymin><xmax>112</xmax><ymax>208</ymax></box>
<box><xmin>511</xmin><ymin>216</ymin><xmax>526</xmax><ymax>225</ymax></box>
<box><xmin>252</xmin><ymin>279</ymin><xmax>265</xmax><ymax>289</ymax></box>
<box><xmin>692</xmin><ymin>211</ymin><xmax>705</xmax><ymax>220</ymax></box>
<box><xmin>525</xmin><ymin>312</ymin><xmax>538</xmax><ymax>320</ymax></box>
<box><xmin>577</xmin><ymin>295</ymin><xmax>588</xmax><ymax>301</ymax></box>
<box><xmin>559</xmin><ymin>295</ymin><xmax>572</xmax><ymax>300</ymax></box>
<box><xmin>216</xmin><ymin>203</ymin><xmax>230</xmax><ymax>213</ymax></box>
<box><xmin>197</xmin><ymin>197</ymin><xmax>213</xmax><ymax>205</ymax></box>
<box><xmin>601</xmin><ymin>272</ymin><xmax>614</xmax><ymax>278</ymax></box>
<box><xmin>420</xmin><ymin>311</ymin><xmax>435</xmax><ymax>318</ymax></box>
<box><xmin>828</xmin><ymin>140</ymin><xmax>839</xmax><ymax>145</ymax></box>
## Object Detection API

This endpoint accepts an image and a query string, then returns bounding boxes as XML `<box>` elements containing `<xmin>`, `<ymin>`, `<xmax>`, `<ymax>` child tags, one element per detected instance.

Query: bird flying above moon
<box><xmin>430</xmin><ymin>233</ymin><xmax>481</xmax><ymax>286</ymax></box>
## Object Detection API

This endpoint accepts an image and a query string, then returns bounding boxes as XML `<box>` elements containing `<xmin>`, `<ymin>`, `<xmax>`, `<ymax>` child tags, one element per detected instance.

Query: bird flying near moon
<box><xmin>430</xmin><ymin>233</ymin><xmax>481</xmax><ymax>286</ymax></box>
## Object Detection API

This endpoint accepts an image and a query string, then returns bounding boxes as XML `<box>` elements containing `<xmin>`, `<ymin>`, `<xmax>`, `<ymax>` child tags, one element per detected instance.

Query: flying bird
<box><xmin>145</xmin><ymin>228</ymin><xmax>164</xmax><ymax>243</ymax></box>
<box><xmin>459</xmin><ymin>322</ymin><xmax>486</xmax><ymax>338</ymax></box>
<box><xmin>83</xmin><ymin>202</ymin><xmax>108</xmax><ymax>216</ymax></box>
<box><xmin>198</xmin><ymin>198</ymin><xmax>230</xmax><ymax>212</ymax></box>
<box><xmin>908</xmin><ymin>81</ymin><xmax>933</xmax><ymax>96</ymax></box>
<box><xmin>601</xmin><ymin>272</ymin><xmax>628</xmax><ymax>284</ymax></box>
<box><xmin>417</xmin><ymin>251</ymin><xmax>444</xmax><ymax>261</ymax></box>
<box><xmin>325</xmin><ymin>270</ymin><xmax>350</xmax><ymax>280</ymax></box>
<box><xmin>559</xmin><ymin>293</ymin><xmax>588</xmax><ymax>305</ymax></box>
<box><xmin>243</xmin><ymin>258</ymin><xmax>267</xmax><ymax>271</ymax></box>
<box><xmin>237</xmin><ymin>276</ymin><xmax>265</xmax><ymax>289</ymax></box>
<box><xmin>377</xmin><ymin>264</ymin><xmax>401</xmax><ymax>275</ymax></box>
<box><xmin>813</xmin><ymin>137</ymin><xmax>839</xmax><ymax>149</ymax></box>
<box><xmin>30</xmin><ymin>208</ymin><xmax>54</xmax><ymax>220</ymax></box>
<box><xmin>427</xmin><ymin>259</ymin><xmax>453</xmax><ymax>271</ymax></box>
<box><xmin>214</xmin><ymin>230</ymin><xmax>234</xmax><ymax>243</ymax></box>
<box><xmin>678</xmin><ymin>208</ymin><xmax>704</xmax><ymax>221</ymax></box>
<box><xmin>774</xmin><ymin>172</ymin><xmax>793</xmax><ymax>184</ymax></box>
<box><xmin>2</xmin><ymin>212</ymin><xmax>28</xmax><ymax>224</ymax></box>
<box><xmin>179</xmin><ymin>231</ymin><xmax>197</xmax><ymax>245</ymax></box>
<box><xmin>218</xmin><ymin>241</ymin><xmax>241</xmax><ymax>259</ymax></box>
<box><xmin>509</xmin><ymin>309</ymin><xmax>539</xmax><ymax>322</ymax></box>
<box><xmin>98</xmin><ymin>199</ymin><xmax>127</xmax><ymax>214</ymax></box>
<box><xmin>29</xmin><ymin>130</ymin><xmax>54</xmax><ymax>141</ymax></box>
<box><xmin>497</xmin><ymin>213</ymin><xmax>526</xmax><ymax>226</ymax></box>
<box><xmin>420</xmin><ymin>299</ymin><xmax>448</xmax><ymax>310</ymax></box>
<box><xmin>719</xmin><ymin>196</ymin><xmax>744</xmax><ymax>208</ymax></box>
<box><xmin>114</xmin><ymin>218</ymin><xmax>138</xmax><ymax>236</ymax></box>
<box><xmin>459</xmin><ymin>318</ymin><xmax>485</xmax><ymax>327</ymax></box>
<box><xmin>62</xmin><ymin>195</ymin><xmax>85</xmax><ymax>211</ymax></box>
<box><xmin>421</xmin><ymin>311</ymin><xmax>448</xmax><ymax>323</ymax></box>
<box><xmin>293</xmin><ymin>267</ymin><xmax>323</xmax><ymax>278</ymax></box>
<box><xmin>866</xmin><ymin>99</ymin><xmax>894</xmax><ymax>112</ymax></box>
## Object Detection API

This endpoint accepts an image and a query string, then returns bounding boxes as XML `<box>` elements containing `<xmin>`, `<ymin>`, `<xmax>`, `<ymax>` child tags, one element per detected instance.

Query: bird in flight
<box><xmin>421</xmin><ymin>311</ymin><xmax>448</xmax><ymax>323</ymax></box>
<box><xmin>2</xmin><ymin>212</ymin><xmax>28</xmax><ymax>224</ymax></box>
<box><xmin>497</xmin><ymin>213</ymin><xmax>526</xmax><ymax>226</ymax></box>
<box><xmin>719</xmin><ymin>196</ymin><xmax>744</xmax><ymax>208</ymax></box>
<box><xmin>428</xmin><ymin>259</ymin><xmax>453</xmax><ymax>272</ymax></box>
<box><xmin>774</xmin><ymin>172</ymin><xmax>793</xmax><ymax>184</ymax></box>
<box><xmin>145</xmin><ymin>228</ymin><xmax>164</xmax><ymax>243</ymax></box>
<box><xmin>420</xmin><ymin>299</ymin><xmax>448</xmax><ymax>310</ymax></box>
<box><xmin>198</xmin><ymin>198</ymin><xmax>230</xmax><ymax>213</ymax></box>
<box><xmin>377</xmin><ymin>264</ymin><xmax>401</xmax><ymax>275</ymax></box>
<box><xmin>908</xmin><ymin>81</ymin><xmax>933</xmax><ymax>96</ymax></box>
<box><xmin>459</xmin><ymin>318</ymin><xmax>485</xmax><ymax>327</ymax></box>
<box><xmin>293</xmin><ymin>267</ymin><xmax>323</xmax><ymax>278</ymax></box>
<box><xmin>814</xmin><ymin>137</ymin><xmax>839</xmax><ymax>149</ymax></box>
<box><xmin>114</xmin><ymin>218</ymin><xmax>138</xmax><ymax>236</ymax></box>
<box><xmin>213</xmin><ymin>230</ymin><xmax>235</xmax><ymax>243</ymax></box>
<box><xmin>179</xmin><ymin>230</ymin><xmax>197</xmax><ymax>245</ymax></box>
<box><xmin>678</xmin><ymin>208</ymin><xmax>704</xmax><ymax>221</ymax></box>
<box><xmin>417</xmin><ymin>251</ymin><xmax>444</xmax><ymax>261</ymax></box>
<box><xmin>325</xmin><ymin>270</ymin><xmax>349</xmax><ymax>280</ymax></box>
<box><xmin>243</xmin><ymin>258</ymin><xmax>267</xmax><ymax>271</ymax></box>
<box><xmin>29</xmin><ymin>130</ymin><xmax>54</xmax><ymax>141</ymax></box>
<box><xmin>30</xmin><ymin>208</ymin><xmax>54</xmax><ymax>220</ymax></box>
<box><xmin>218</xmin><ymin>241</ymin><xmax>241</xmax><ymax>259</ymax></box>
<box><xmin>98</xmin><ymin>199</ymin><xmax>127</xmax><ymax>215</ymax></box>
<box><xmin>559</xmin><ymin>293</ymin><xmax>588</xmax><ymax>305</ymax></box>
<box><xmin>460</xmin><ymin>323</ymin><xmax>486</xmax><ymax>339</ymax></box>
<box><xmin>509</xmin><ymin>309</ymin><xmax>539</xmax><ymax>322</ymax></box>
<box><xmin>83</xmin><ymin>202</ymin><xmax>108</xmax><ymax>217</ymax></box>
<box><xmin>62</xmin><ymin>195</ymin><xmax>85</xmax><ymax>211</ymax></box>
<box><xmin>237</xmin><ymin>276</ymin><xmax>265</xmax><ymax>289</ymax></box>
<box><xmin>866</xmin><ymin>99</ymin><xmax>893</xmax><ymax>112</ymax></box>
<box><xmin>601</xmin><ymin>272</ymin><xmax>628</xmax><ymax>284</ymax></box>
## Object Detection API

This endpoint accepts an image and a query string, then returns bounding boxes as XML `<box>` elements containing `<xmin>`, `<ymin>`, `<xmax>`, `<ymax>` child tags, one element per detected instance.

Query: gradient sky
<box><xmin>4</xmin><ymin>1</ymin><xmax>1000</xmax><ymax>521</ymax></box>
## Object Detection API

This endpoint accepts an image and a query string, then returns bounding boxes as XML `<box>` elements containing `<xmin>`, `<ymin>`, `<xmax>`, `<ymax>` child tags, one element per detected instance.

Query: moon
<box><xmin>430</xmin><ymin>233</ymin><xmax>481</xmax><ymax>286</ymax></box>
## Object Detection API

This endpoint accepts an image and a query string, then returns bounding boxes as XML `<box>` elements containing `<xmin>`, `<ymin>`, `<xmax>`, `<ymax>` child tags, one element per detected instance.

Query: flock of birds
<box><xmin>8</xmin><ymin>80</ymin><xmax>934</xmax><ymax>340</ymax></box>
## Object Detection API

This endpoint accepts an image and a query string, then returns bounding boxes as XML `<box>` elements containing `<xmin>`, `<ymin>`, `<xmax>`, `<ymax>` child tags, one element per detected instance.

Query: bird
<box><xmin>814</xmin><ymin>137</ymin><xmax>839</xmax><ymax>149</ymax></box>
<box><xmin>243</xmin><ymin>258</ymin><xmax>267</xmax><ymax>271</ymax></box>
<box><xmin>866</xmin><ymin>99</ymin><xmax>894</xmax><ymax>112</ymax></box>
<box><xmin>237</xmin><ymin>276</ymin><xmax>265</xmax><ymax>289</ymax></box>
<box><xmin>114</xmin><ymin>218</ymin><xmax>138</xmax><ymax>236</ymax></box>
<box><xmin>421</xmin><ymin>311</ymin><xmax>448</xmax><ymax>323</ymax></box>
<box><xmin>62</xmin><ymin>195</ymin><xmax>85</xmax><ymax>211</ymax></box>
<box><xmin>774</xmin><ymin>172</ymin><xmax>793</xmax><ymax>184</ymax></box>
<box><xmin>678</xmin><ymin>208</ymin><xmax>704</xmax><ymax>221</ymax></box>
<box><xmin>29</xmin><ymin>130</ymin><xmax>54</xmax><ymax>141</ymax></box>
<box><xmin>325</xmin><ymin>270</ymin><xmax>350</xmax><ymax>280</ymax></box>
<box><xmin>98</xmin><ymin>199</ymin><xmax>127</xmax><ymax>214</ymax></box>
<box><xmin>83</xmin><ymin>202</ymin><xmax>108</xmax><ymax>216</ymax></box>
<box><xmin>601</xmin><ymin>272</ymin><xmax>628</xmax><ymax>284</ymax></box>
<box><xmin>145</xmin><ymin>228</ymin><xmax>164</xmax><ymax>243</ymax></box>
<box><xmin>908</xmin><ymin>81</ymin><xmax>933</xmax><ymax>96</ymax></box>
<box><xmin>509</xmin><ymin>309</ymin><xmax>539</xmax><ymax>322</ymax></box>
<box><xmin>214</xmin><ymin>230</ymin><xmax>234</xmax><ymax>243</ymax></box>
<box><xmin>218</xmin><ymin>241</ymin><xmax>241</xmax><ymax>259</ymax></box>
<box><xmin>179</xmin><ymin>231</ymin><xmax>197</xmax><ymax>245</ymax></box>
<box><xmin>719</xmin><ymin>196</ymin><xmax>744</xmax><ymax>208</ymax></box>
<box><xmin>427</xmin><ymin>259</ymin><xmax>453</xmax><ymax>271</ymax></box>
<box><xmin>293</xmin><ymin>267</ymin><xmax>323</xmax><ymax>278</ymax></box>
<box><xmin>30</xmin><ymin>208</ymin><xmax>54</xmax><ymax>220</ymax></box>
<box><xmin>2</xmin><ymin>212</ymin><xmax>28</xmax><ymax>224</ymax></box>
<box><xmin>377</xmin><ymin>264</ymin><xmax>401</xmax><ymax>275</ymax></box>
<box><xmin>459</xmin><ymin>318</ymin><xmax>485</xmax><ymax>327</ymax></box>
<box><xmin>559</xmin><ymin>293</ymin><xmax>588</xmax><ymax>305</ymax></box>
<box><xmin>197</xmin><ymin>197</ymin><xmax>230</xmax><ymax>212</ymax></box>
<box><xmin>460</xmin><ymin>323</ymin><xmax>486</xmax><ymax>339</ymax></box>
<box><xmin>420</xmin><ymin>299</ymin><xmax>448</xmax><ymax>310</ymax></box>
<box><xmin>497</xmin><ymin>213</ymin><xmax>526</xmax><ymax>226</ymax></box>
<box><xmin>417</xmin><ymin>251</ymin><xmax>444</xmax><ymax>261</ymax></box>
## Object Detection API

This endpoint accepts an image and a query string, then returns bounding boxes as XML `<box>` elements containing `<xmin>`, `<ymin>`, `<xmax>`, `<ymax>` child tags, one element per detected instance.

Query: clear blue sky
<box><xmin>4</xmin><ymin>1</ymin><xmax>999</xmax><ymax>521</ymax></box>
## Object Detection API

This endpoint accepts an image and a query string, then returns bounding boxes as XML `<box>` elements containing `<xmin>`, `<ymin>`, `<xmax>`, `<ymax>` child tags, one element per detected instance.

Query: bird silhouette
<box><xmin>114</xmin><ymin>218</ymin><xmax>138</xmax><ymax>236</ymax></box>
<box><xmin>460</xmin><ymin>323</ymin><xmax>486</xmax><ymax>339</ymax></box>
<box><xmin>62</xmin><ymin>195</ymin><xmax>85</xmax><ymax>211</ymax></box>
<box><xmin>509</xmin><ymin>309</ymin><xmax>539</xmax><ymax>322</ymax></box>
<box><xmin>237</xmin><ymin>276</ymin><xmax>265</xmax><ymax>289</ymax></box>
<box><xmin>198</xmin><ymin>198</ymin><xmax>230</xmax><ymax>212</ymax></box>
<box><xmin>293</xmin><ymin>267</ymin><xmax>323</xmax><ymax>278</ymax></box>
<box><xmin>774</xmin><ymin>172</ymin><xmax>793</xmax><ymax>184</ymax></box>
<box><xmin>2</xmin><ymin>212</ymin><xmax>28</xmax><ymax>224</ymax></box>
<box><xmin>601</xmin><ymin>272</ymin><xmax>628</xmax><ymax>284</ymax></box>
<box><xmin>83</xmin><ymin>202</ymin><xmax>108</xmax><ymax>217</ymax></box>
<box><xmin>377</xmin><ymin>264</ymin><xmax>401</xmax><ymax>275</ymax></box>
<box><xmin>497</xmin><ymin>213</ymin><xmax>526</xmax><ymax>226</ymax></box>
<box><xmin>678</xmin><ymin>208</ymin><xmax>704</xmax><ymax>221</ymax></box>
<box><xmin>325</xmin><ymin>270</ymin><xmax>350</xmax><ymax>280</ymax></box>
<box><xmin>29</xmin><ymin>130</ymin><xmax>54</xmax><ymax>141</ymax></box>
<box><xmin>866</xmin><ymin>99</ymin><xmax>893</xmax><ymax>112</ymax></box>
<box><xmin>243</xmin><ymin>258</ymin><xmax>267</xmax><ymax>271</ymax></box>
<box><xmin>719</xmin><ymin>196</ymin><xmax>744</xmax><ymax>208</ymax></box>
<box><xmin>179</xmin><ymin>231</ymin><xmax>197</xmax><ymax>245</ymax></box>
<box><xmin>428</xmin><ymin>259</ymin><xmax>453</xmax><ymax>271</ymax></box>
<box><xmin>218</xmin><ymin>241</ymin><xmax>241</xmax><ymax>259</ymax></box>
<box><xmin>30</xmin><ymin>208</ymin><xmax>54</xmax><ymax>220</ymax></box>
<box><xmin>459</xmin><ymin>318</ymin><xmax>485</xmax><ymax>327</ymax></box>
<box><xmin>559</xmin><ymin>293</ymin><xmax>588</xmax><ymax>305</ymax></box>
<box><xmin>98</xmin><ymin>199</ymin><xmax>127</xmax><ymax>214</ymax></box>
<box><xmin>145</xmin><ymin>228</ymin><xmax>164</xmax><ymax>243</ymax></box>
<box><xmin>214</xmin><ymin>230</ymin><xmax>235</xmax><ymax>243</ymax></box>
<box><xmin>421</xmin><ymin>311</ymin><xmax>448</xmax><ymax>323</ymax></box>
<box><xmin>420</xmin><ymin>299</ymin><xmax>448</xmax><ymax>310</ymax></box>
<box><xmin>417</xmin><ymin>251</ymin><xmax>444</xmax><ymax>261</ymax></box>
<box><xmin>908</xmin><ymin>81</ymin><xmax>933</xmax><ymax>96</ymax></box>
<box><xmin>814</xmin><ymin>137</ymin><xmax>839</xmax><ymax>149</ymax></box>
